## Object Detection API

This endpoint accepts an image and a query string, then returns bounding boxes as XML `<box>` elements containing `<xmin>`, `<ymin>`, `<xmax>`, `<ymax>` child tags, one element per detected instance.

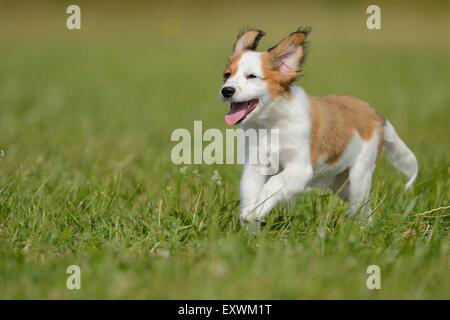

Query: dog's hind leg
<box><xmin>347</xmin><ymin>134</ymin><xmax>379</xmax><ymax>218</ymax></box>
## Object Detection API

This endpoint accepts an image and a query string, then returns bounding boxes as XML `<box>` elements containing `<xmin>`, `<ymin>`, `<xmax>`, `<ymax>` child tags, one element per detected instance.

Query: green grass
<box><xmin>0</xmin><ymin>1</ymin><xmax>449</xmax><ymax>299</ymax></box>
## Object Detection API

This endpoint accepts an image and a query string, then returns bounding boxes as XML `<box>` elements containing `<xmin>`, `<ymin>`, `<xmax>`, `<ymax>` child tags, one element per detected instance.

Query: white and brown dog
<box><xmin>220</xmin><ymin>28</ymin><xmax>418</xmax><ymax>226</ymax></box>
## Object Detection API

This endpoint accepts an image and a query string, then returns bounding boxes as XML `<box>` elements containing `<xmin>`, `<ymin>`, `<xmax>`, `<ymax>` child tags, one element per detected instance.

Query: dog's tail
<box><xmin>383</xmin><ymin>120</ymin><xmax>418</xmax><ymax>189</ymax></box>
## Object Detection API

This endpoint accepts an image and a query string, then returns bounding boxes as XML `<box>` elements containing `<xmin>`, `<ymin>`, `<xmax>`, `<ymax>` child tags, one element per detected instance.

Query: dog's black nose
<box><xmin>221</xmin><ymin>86</ymin><xmax>236</xmax><ymax>99</ymax></box>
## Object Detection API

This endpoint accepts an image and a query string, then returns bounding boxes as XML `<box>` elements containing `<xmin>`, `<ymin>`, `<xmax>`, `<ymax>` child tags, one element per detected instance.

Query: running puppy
<box><xmin>219</xmin><ymin>28</ymin><xmax>418</xmax><ymax>225</ymax></box>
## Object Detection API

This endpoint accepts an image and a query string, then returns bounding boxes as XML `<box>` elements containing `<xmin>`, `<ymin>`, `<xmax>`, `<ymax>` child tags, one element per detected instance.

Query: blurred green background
<box><xmin>0</xmin><ymin>1</ymin><xmax>449</xmax><ymax>299</ymax></box>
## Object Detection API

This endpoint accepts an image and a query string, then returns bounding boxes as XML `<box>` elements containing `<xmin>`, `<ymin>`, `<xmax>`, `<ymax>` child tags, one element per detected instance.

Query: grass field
<box><xmin>0</xmin><ymin>1</ymin><xmax>449</xmax><ymax>299</ymax></box>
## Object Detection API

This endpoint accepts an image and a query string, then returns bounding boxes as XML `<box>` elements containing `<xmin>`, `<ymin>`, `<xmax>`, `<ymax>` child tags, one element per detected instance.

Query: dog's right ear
<box><xmin>232</xmin><ymin>29</ymin><xmax>265</xmax><ymax>55</ymax></box>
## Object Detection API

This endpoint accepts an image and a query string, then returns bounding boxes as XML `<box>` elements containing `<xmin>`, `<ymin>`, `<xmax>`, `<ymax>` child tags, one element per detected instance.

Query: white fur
<box><xmin>239</xmin><ymin>86</ymin><xmax>313</xmax><ymax>222</ymax></box>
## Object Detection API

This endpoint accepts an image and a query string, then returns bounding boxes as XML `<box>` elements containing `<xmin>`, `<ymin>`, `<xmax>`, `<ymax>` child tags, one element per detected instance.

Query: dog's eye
<box><xmin>223</xmin><ymin>72</ymin><xmax>231</xmax><ymax>79</ymax></box>
<box><xmin>247</xmin><ymin>74</ymin><xmax>257</xmax><ymax>79</ymax></box>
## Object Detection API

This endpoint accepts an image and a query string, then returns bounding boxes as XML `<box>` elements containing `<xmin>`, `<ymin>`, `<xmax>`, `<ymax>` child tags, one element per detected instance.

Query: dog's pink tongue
<box><xmin>225</xmin><ymin>102</ymin><xmax>247</xmax><ymax>125</ymax></box>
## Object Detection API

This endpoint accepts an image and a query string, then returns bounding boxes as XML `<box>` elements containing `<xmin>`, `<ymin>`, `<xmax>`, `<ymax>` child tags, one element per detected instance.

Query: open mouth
<box><xmin>225</xmin><ymin>99</ymin><xmax>259</xmax><ymax>125</ymax></box>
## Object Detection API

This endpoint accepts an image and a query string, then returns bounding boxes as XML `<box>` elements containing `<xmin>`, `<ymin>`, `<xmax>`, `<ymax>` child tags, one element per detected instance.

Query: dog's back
<box><xmin>308</xmin><ymin>95</ymin><xmax>385</xmax><ymax>167</ymax></box>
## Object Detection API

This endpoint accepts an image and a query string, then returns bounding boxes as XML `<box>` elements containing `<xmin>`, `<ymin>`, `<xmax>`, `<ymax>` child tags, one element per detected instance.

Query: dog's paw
<box><xmin>239</xmin><ymin>210</ymin><xmax>263</xmax><ymax>234</ymax></box>
<box><xmin>240</xmin><ymin>218</ymin><xmax>262</xmax><ymax>234</ymax></box>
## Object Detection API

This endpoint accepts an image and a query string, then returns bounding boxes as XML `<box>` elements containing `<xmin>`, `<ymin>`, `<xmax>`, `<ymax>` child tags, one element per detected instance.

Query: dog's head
<box><xmin>220</xmin><ymin>27</ymin><xmax>311</xmax><ymax>125</ymax></box>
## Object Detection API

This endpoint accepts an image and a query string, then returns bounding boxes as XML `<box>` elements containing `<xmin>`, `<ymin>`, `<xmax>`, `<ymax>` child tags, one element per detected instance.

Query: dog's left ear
<box><xmin>232</xmin><ymin>28</ymin><xmax>265</xmax><ymax>55</ymax></box>
<box><xmin>268</xmin><ymin>27</ymin><xmax>311</xmax><ymax>83</ymax></box>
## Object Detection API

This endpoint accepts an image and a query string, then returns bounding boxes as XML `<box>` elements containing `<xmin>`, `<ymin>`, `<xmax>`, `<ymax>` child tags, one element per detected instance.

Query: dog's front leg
<box><xmin>239</xmin><ymin>164</ymin><xmax>267</xmax><ymax>224</ymax></box>
<box><xmin>244</xmin><ymin>164</ymin><xmax>313</xmax><ymax>223</ymax></box>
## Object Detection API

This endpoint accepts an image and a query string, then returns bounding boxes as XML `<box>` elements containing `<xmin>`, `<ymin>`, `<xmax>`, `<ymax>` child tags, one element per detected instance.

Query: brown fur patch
<box><xmin>268</xmin><ymin>33</ymin><xmax>305</xmax><ymax>85</ymax></box>
<box><xmin>261</xmin><ymin>52</ymin><xmax>292</xmax><ymax>97</ymax></box>
<box><xmin>261</xmin><ymin>30</ymin><xmax>308</xmax><ymax>97</ymax></box>
<box><xmin>233</xmin><ymin>30</ymin><xmax>265</xmax><ymax>53</ymax></box>
<box><xmin>224</xmin><ymin>51</ymin><xmax>243</xmax><ymax>79</ymax></box>
<box><xmin>223</xmin><ymin>29</ymin><xmax>265</xmax><ymax>80</ymax></box>
<box><xmin>308</xmin><ymin>95</ymin><xmax>384</xmax><ymax>165</ymax></box>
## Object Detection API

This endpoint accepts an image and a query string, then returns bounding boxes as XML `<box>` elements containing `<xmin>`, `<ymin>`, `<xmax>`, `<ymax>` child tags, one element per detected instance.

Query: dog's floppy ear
<box><xmin>267</xmin><ymin>27</ymin><xmax>311</xmax><ymax>83</ymax></box>
<box><xmin>232</xmin><ymin>28</ymin><xmax>265</xmax><ymax>55</ymax></box>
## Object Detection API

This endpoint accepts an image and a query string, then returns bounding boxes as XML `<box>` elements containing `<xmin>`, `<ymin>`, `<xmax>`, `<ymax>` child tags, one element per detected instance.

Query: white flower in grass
<box><xmin>0</xmin><ymin>149</ymin><xmax>4</xmax><ymax>157</ymax></box>
<box><xmin>158</xmin><ymin>249</ymin><xmax>171</xmax><ymax>258</ymax></box>
<box><xmin>211</xmin><ymin>170</ymin><xmax>222</xmax><ymax>186</ymax></box>
<box><xmin>179</xmin><ymin>166</ymin><xmax>187</xmax><ymax>174</ymax></box>
<box><xmin>165</xmin><ymin>185</ymin><xmax>174</xmax><ymax>195</ymax></box>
